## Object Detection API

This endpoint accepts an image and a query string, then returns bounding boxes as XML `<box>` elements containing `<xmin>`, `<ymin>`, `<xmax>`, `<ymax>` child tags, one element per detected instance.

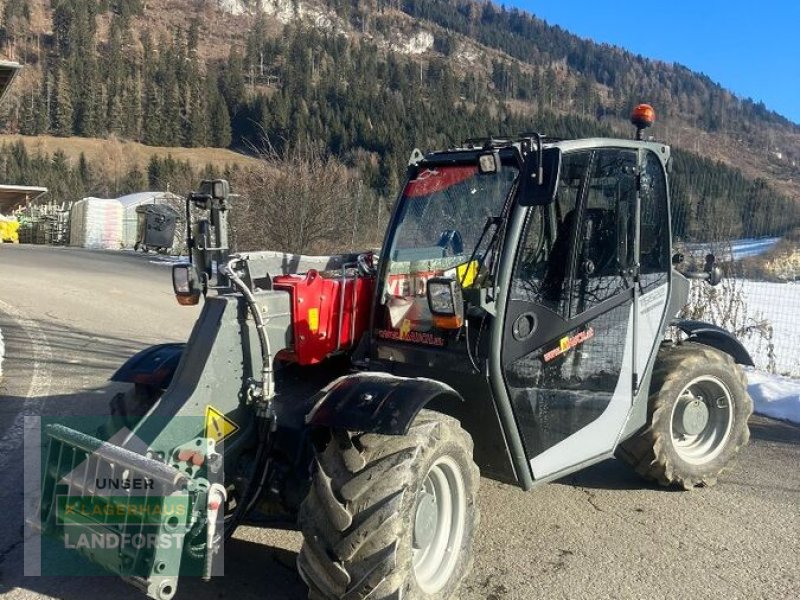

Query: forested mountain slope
<box><xmin>0</xmin><ymin>0</ymin><xmax>797</xmax><ymax>240</ymax></box>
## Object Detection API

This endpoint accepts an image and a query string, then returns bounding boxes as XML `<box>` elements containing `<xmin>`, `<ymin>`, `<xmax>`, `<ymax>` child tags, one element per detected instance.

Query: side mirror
<box><xmin>519</xmin><ymin>148</ymin><xmax>562</xmax><ymax>206</ymax></box>
<box><xmin>426</xmin><ymin>277</ymin><xmax>464</xmax><ymax>330</ymax></box>
<box><xmin>683</xmin><ymin>253</ymin><xmax>724</xmax><ymax>285</ymax></box>
<box><xmin>705</xmin><ymin>254</ymin><xmax>723</xmax><ymax>286</ymax></box>
<box><xmin>172</xmin><ymin>263</ymin><xmax>203</xmax><ymax>305</ymax></box>
<box><xmin>707</xmin><ymin>266</ymin><xmax>723</xmax><ymax>286</ymax></box>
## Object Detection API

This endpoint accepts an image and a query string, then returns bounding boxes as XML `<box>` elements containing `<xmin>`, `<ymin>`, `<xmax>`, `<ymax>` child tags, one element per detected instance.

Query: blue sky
<box><xmin>509</xmin><ymin>1</ymin><xmax>800</xmax><ymax>125</ymax></box>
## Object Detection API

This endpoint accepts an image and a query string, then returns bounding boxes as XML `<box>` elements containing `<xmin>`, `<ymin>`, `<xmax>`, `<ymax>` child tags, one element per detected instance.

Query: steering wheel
<box><xmin>357</xmin><ymin>252</ymin><xmax>377</xmax><ymax>276</ymax></box>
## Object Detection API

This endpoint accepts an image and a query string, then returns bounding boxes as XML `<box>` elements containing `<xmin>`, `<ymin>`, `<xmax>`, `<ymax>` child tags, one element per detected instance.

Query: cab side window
<box><xmin>512</xmin><ymin>151</ymin><xmax>592</xmax><ymax>317</ymax></box>
<box><xmin>639</xmin><ymin>151</ymin><xmax>670</xmax><ymax>292</ymax></box>
<box><xmin>569</xmin><ymin>148</ymin><xmax>637</xmax><ymax>315</ymax></box>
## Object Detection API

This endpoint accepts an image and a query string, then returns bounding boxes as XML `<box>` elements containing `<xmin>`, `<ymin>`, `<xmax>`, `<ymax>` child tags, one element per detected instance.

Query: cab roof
<box><xmin>423</xmin><ymin>136</ymin><xmax>671</xmax><ymax>167</ymax></box>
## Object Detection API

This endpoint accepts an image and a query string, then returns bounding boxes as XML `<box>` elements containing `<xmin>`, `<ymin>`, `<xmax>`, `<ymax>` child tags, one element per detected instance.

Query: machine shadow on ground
<box><xmin>557</xmin><ymin>414</ymin><xmax>800</xmax><ymax>493</ymax></box>
<box><xmin>6</xmin><ymin>538</ymin><xmax>305</xmax><ymax>600</ymax></box>
<box><xmin>748</xmin><ymin>415</ymin><xmax>800</xmax><ymax>446</ymax></box>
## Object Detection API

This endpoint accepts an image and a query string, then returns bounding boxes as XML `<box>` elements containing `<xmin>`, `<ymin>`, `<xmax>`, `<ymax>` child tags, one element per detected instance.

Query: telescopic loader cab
<box><xmin>35</xmin><ymin>106</ymin><xmax>754</xmax><ymax>600</ymax></box>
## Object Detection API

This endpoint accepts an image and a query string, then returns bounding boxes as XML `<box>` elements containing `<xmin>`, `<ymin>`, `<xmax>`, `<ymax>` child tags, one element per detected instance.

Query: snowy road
<box><xmin>683</xmin><ymin>236</ymin><xmax>781</xmax><ymax>261</ymax></box>
<box><xmin>0</xmin><ymin>245</ymin><xmax>798</xmax><ymax>600</ymax></box>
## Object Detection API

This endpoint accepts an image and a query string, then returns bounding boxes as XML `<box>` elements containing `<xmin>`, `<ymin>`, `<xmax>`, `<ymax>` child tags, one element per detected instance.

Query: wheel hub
<box><xmin>670</xmin><ymin>375</ymin><xmax>734</xmax><ymax>465</ymax></box>
<box><xmin>411</xmin><ymin>456</ymin><xmax>467</xmax><ymax>594</ymax></box>
<box><xmin>413</xmin><ymin>492</ymin><xmax>438</xmax><ymax>550</ymax></box>
<box><xmin>676</xmin><ymin>397</ymin><xmax>710</xmax><ymax>436</ymax></box>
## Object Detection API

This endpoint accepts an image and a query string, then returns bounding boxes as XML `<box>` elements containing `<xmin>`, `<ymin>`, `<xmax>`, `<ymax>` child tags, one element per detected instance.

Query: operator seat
<box><xmin>540</xmin><ymin>209</ymin><xmax>576</xmax><ymax>307</ymax></box>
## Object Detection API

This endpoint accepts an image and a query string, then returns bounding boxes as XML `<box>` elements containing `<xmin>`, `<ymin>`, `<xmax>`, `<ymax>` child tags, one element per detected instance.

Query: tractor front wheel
<box><xmin>297</xmin><ymin>410</ymin><xmax>480</xmax><ymax>600</ymax></box>
<box><xmin>616</xmin><ymin>342</ymin><xmax>752</xmax><ymax>490</ymax></box>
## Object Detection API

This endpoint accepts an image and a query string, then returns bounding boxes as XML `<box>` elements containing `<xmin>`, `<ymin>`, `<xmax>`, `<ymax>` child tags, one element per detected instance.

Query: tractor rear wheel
<box><xmin>297</xmin><ymin>410</ymin><xmax>480</xmax><ymax>600</ymax></box>
<box><xmin>616</xmin><ymin>342</ymin><xmax>752</xmax><ymax>490</ymax></box>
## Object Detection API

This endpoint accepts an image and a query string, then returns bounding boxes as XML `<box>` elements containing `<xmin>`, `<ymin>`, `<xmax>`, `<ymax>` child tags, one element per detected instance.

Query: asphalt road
<box><xmin>0</xmin><ymin>244</ymin><xmax>798</xmax><ymax>600</ymax></box>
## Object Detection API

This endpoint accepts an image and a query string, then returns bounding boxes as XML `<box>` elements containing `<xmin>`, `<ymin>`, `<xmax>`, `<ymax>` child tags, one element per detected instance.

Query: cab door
<box><xmin>501</xmin><ymin>147</ymin><xmax>639</xmax><ymax>480</ymax></box>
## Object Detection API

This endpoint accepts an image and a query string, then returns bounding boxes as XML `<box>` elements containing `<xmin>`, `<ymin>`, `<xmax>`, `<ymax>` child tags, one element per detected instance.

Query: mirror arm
<box><xmin>533</xmin><ymin>133</ymin><xmax>543</xmax><ymax>186</ymax></box>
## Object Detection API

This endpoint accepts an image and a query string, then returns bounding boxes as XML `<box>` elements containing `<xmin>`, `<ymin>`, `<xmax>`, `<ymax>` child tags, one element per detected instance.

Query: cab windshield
<box><xmin>380</xmin><ymin>163</ymin><xmax>518</xmax><ymax>335</ymax></box>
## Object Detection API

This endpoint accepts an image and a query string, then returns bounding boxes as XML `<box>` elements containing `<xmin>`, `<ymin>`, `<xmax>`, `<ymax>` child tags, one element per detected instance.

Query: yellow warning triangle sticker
<box><xmin>205</xmin><ymin>406</ymin><xmax>239</xmax><ymax>444</ymax></box>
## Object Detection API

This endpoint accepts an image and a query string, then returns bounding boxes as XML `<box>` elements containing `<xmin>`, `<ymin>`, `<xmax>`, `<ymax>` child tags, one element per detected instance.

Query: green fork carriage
<box><xmin>39</xmin><ymin>425</ymin><xmax>193</xmax><ymax>597</ymax></box>
<box><xmin>35</xmin><ymin>107</ymin><xmax>754</xmax><ymax>600</ymax></box>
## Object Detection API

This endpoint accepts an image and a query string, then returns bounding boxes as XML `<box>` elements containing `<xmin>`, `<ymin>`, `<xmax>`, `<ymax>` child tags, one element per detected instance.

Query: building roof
<box><xmin>116</xmin><ymin>191</ymin><xmax>182</xmax><ymax>209</ymax></box>
<box><xmin>0</xmin><ymin>61</ymin><xmax>21</xmax><ymax>106</ymax></box>
<box><xmin>0</xmin><ymin>185</ymin><xmax>49</xmax><ymax>214</ymax></box>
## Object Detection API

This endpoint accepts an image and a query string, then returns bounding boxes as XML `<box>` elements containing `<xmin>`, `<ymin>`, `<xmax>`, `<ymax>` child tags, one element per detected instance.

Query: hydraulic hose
<box><xmin>222</xmin><ymin>257</ymin><xmax>274</xmax><ymax>402</ymax></box>
<box><xmin>220</xmin><ymin>257</ymin><xmax>277</xmax><ymax>527</ymax></box>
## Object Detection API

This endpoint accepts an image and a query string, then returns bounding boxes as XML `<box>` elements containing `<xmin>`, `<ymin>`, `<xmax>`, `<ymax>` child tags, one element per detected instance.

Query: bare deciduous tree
<box><xmin>231</xmin><ymin>143</ymin><xmax>385</xmax><ymax>255</ymax></box>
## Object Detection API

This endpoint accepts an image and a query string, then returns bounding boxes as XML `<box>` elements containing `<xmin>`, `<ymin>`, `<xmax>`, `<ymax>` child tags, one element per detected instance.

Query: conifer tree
<box><xmin>142</xmin><ymin>78</ymin><xmax>162</xmax><ymax>146</ymax></box>
<box><xmin>210</xmin><ymin>95</ymin><xmax>232</xmax><ymax>148</ymax></box>
<box><xmin>188</xmin><ymin>88</ymin><xmax>209</xmax><ymax>148</ymax></box>
<box><xmin>123</xmin><ymin>75</ymin><xmax>143</xmax><ymax>140</ymax></box>
<box><xmin>221</xmin><ymin>49</ymin><xmax>246</xmax><ymax>117</ymax></box>
<box><xmin>53</xmin><ymin>66</ymin><xmax>74</xmax><ymax>136</ymax></box>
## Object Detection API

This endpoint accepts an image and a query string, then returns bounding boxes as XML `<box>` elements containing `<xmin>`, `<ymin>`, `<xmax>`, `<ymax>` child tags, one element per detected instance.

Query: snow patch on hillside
<box><xmin>217</xmin><ymin>0</ymin><xmax>341</xmax><ymax>31</ymax></box>
<box><xmin>217</xmin><ymin>0</ymin><xmax>247</xmax><ymax>16</ymax></box>
<box><xmin>748</xmin><ymin>370</ymin><xmax>800</xmax><ymax>425</ymax></box>
<box><xmin>394</xmin><ymin>31</ymin><xmax>434</xmax><ymax>55</ymax></box>
<box><xmin>456</xmin><ymin>44</ymin><xmax>481</xmax><ymax>64</ymax></box>
<box><xmin>0</xmin><ymin>325</ymin><xmax>4</xmax><ymax>378</ymax></box>
<box><xmin>259</xmin><ymin>0</ymin><xmax>297</xmax><ymax>23</ymax></box>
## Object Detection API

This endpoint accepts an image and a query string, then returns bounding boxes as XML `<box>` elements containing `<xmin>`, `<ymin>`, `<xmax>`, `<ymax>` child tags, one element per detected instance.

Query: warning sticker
<box><xmin>308</xmin><ymin>307</ymin><xmax>319</xmax><ymax>333</ymax></box>
<box><xmin>205</xmin><ymin>406</ymin><xmax>239</xmax><ymax>444</ymax></box>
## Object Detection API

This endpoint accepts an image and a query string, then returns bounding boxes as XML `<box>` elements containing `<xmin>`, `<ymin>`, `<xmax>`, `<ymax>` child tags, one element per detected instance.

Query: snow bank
<box><xmin>739</xmin><ymin>280</ymin><xmax>800</xmax><ymax>376</ymax></box>
<box><xmin>748</xmin><ymin>370</ymin><xmax>800</xmax><ymax>425</ymax></box>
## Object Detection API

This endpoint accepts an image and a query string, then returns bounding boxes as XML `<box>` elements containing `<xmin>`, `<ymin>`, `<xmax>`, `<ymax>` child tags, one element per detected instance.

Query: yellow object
<box><xmin>0</xmin><ymin>218</ymin><xmax>20</xmax><ymax>243</ymax></box>
<box><xmin>400</xmin><ymin>318</ymin><xmax>412</xmax><ymax>339</ymax></box>
<box><xmin>308</xmin><ymin>307</ymin><xmax>319</xmax><ymax>333</ymax></box>
<box><xmin>447</xmin><ymin>260</ymin><xmax>479</xmax><ymax>287</ymax></box>
<box><xmin>204</xmin><ymin>405</ymin><xmax>240</xmax><ymax>444</ymax></box>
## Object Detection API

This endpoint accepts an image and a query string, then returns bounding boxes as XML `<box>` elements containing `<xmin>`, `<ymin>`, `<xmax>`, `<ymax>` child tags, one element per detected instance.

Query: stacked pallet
<box><xmin>69</xmin><ymin>198</ymin><xmax>123</xmax><ymax>249</ymax></box>
<box><xmin>16</xmin><ymin>201</ymin><xmax>72</xmax><ymax>245</ymax></box>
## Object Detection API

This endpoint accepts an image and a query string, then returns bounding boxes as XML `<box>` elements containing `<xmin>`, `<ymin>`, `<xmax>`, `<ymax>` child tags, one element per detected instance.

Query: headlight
<box><xmin>426</xmin><ymin>277</ymin><xmax>464</xmax><ymax>330</ymax></box>
<box><xmin>427</xmin><ymin>281</ymin><xmax>456</xmax><ymax>314</ymax></box>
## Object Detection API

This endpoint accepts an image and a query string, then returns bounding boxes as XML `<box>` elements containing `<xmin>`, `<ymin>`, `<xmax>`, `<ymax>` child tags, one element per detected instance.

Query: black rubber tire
<box><xmin>616</xmin><ymin>341</ymin><xmax>752</xmax><ymax>490</ymax></box>
<box><xmin>297</xmin><ymin>410</ymin><xmax>480</xmax><ymax>600</ymax></box>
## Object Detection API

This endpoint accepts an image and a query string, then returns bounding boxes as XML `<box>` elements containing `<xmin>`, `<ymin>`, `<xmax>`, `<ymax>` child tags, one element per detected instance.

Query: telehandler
<box><xmin>34</xmin><ymin>105</ymin><xmax>753</xmax><ymax>600</ymax></box>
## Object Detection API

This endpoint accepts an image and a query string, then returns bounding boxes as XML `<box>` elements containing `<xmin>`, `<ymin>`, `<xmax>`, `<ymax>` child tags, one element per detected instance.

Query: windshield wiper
<box><xmin>460</xmin><ymin>216</ymin><xmax>504</xmax><ymax>288</ymax></box>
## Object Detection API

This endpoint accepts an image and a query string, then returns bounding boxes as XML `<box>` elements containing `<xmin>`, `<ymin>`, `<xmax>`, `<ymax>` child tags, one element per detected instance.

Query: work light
<box><xmin>478</xmin><ymin>151</ymin><xmax>500</xmax><ymax>174</ymax></box>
